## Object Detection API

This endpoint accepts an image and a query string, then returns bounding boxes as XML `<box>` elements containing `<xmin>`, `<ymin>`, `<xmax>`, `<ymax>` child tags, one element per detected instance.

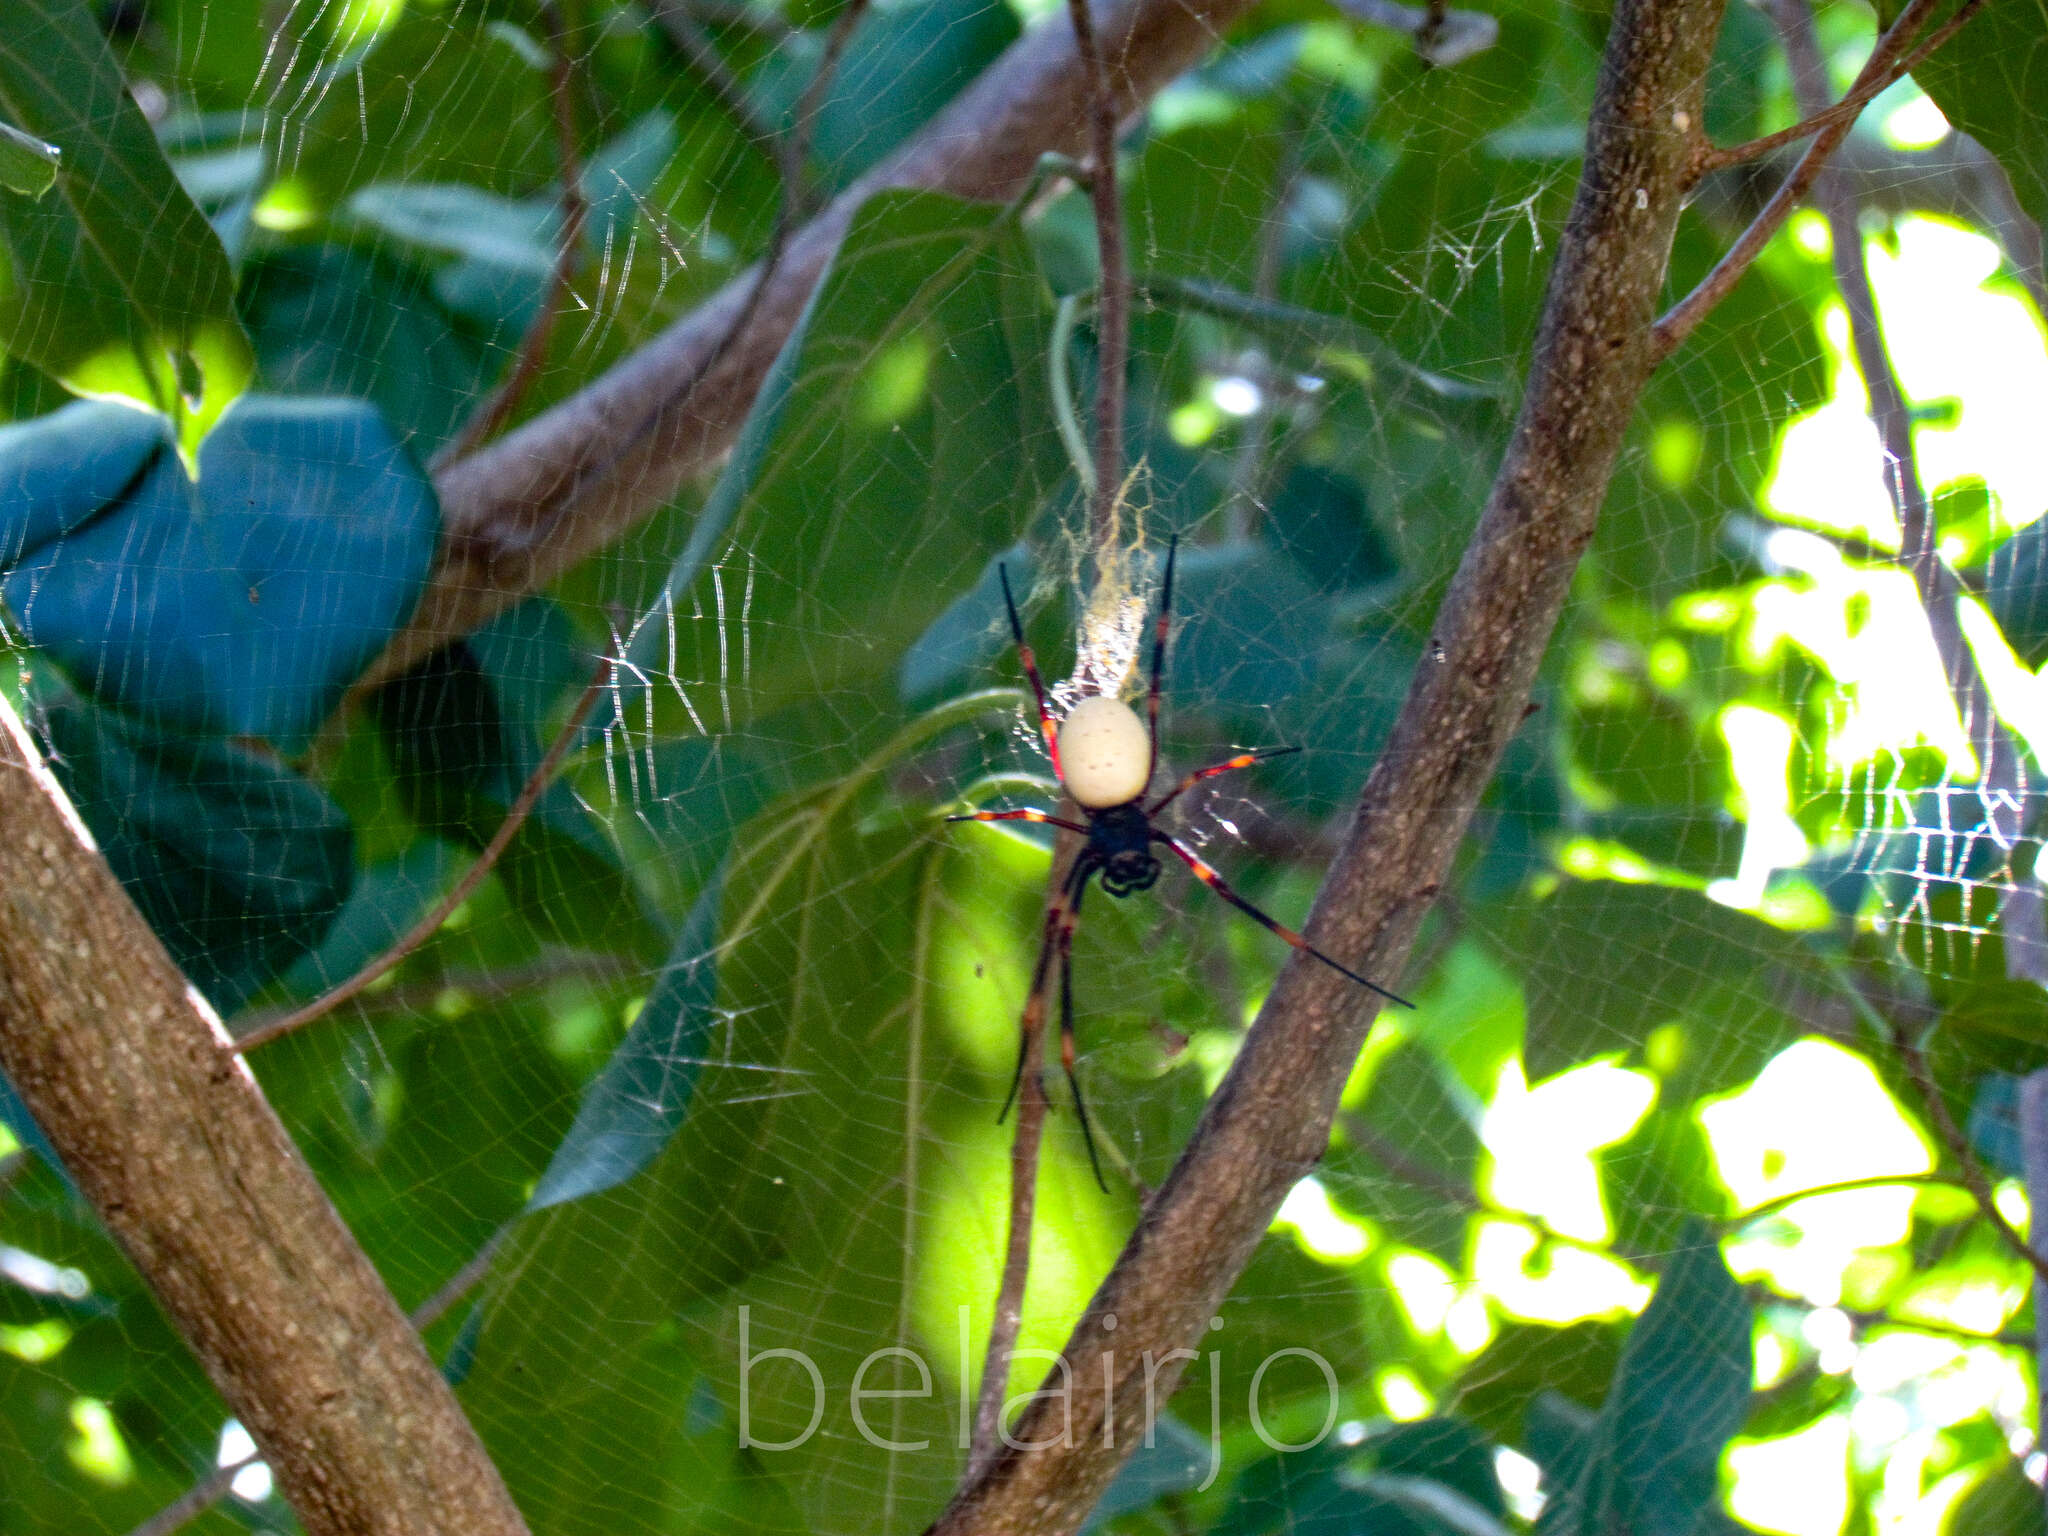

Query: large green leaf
<box><xmin>370</xmin><ymin>612</ymin><xmax>668</xmax><ymax>958</ymax></box>
<box><xmin>748</xmin><ymin>0</ymin><xmax>1020</xmax><ymax>190</ymax></box>
<box><xmin>526</xmin><ymin>874</ymin><xmax>725</xmax><ymax>1212</ymax></box>
<box><xmin>0</xmin><ymin>0</ymin><xmax>253</xmax><ymax>455</ymax></box>
<box><xmin>1880</xmin><ymin>0</ymin><xmax>2048</xmax><ymax>229</ymax></box>
<box><xmin>1541</xmin><ymin>1232</ymin><xmax>1750</xmax><ymax>1536</ymax></box>
<box><xmin>613</xmin><ymin>187</ymin><xmax>1062</xmax><ymax>738</ymax></box>
<box><xmin>2</xmin><ymin>396</ymin><xmax>440</xmax><ymax>751</ymax></box>
<box><xmin>1496</xmin><ymin>879</ymin><xmax>1819</xmax><ymax>1084</ymax></box>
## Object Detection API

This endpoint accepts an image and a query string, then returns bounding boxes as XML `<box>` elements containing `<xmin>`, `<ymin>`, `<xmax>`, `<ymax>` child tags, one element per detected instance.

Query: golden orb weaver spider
<box><xmin>947</xmin><ymin>535</ymin><xmax>1415</xmax><ymax>1186</ymax></box>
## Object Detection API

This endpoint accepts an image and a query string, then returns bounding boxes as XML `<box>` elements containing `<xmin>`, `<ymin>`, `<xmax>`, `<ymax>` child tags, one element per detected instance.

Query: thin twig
<box><xmin>1221</xmin><ymin>126</ymin><xmax>1304</xmax><ymax>541</ymax></box>
<box><xmin>1652</xmin><ymin>0</ymin><xmax>1984</xmax><ymax>361</ymax></box>
<box><xmin>1826</xmin><ymin>957</ymin><xmax>2048</xmax><ymax>1288</ymax></box>
<box><xmin>231</xmin><ymin>950</ymin><xmax>627</xmax><ymax>1046</ymax></box>
<box><xmin>967</xmin><ymin>1005</ymin><xmax>1052</xmax><ymax>1478</ymax></box>
<box><xmin>127</xmin><ymin>1465</ymin><xmax>242</xmax><ymax>1536</ymax></box>
<box><xmin>1066</xmin><ymin>0</ymin><xmax>1127</xmax><ymax>575</ymax></box>
<box><xmin>1691</xmin><ymin>0</ymin><xmax>1989</xmax><ymax>180</ymax></box>
<box><xmin>966</xmin><ymin>0</ymin><xmax>1129</xmax><ymax>1479</ymax></box>
<box><xmin>644</xmin><ymin>0</ymin><xmax>783</xmax><ymax>143</ymax></box>
<box><xmin>231</xmin><ymin>656</ymin><xmax>615</xmax><ymax>1055</ymax></box>
<box><xmin>432</xmin><ymin>3</ymin><xmax>589</xmax><ymax>468</ymax></box>
<box><xmin>125</xmin><ymin>1223</ymin><xmax>518</xmax><ymax>1536</ymax></box>
<box><xmin>1726</xmin><ymin>1171</ymin><xmax>1959</xmax><ymax>1229</ymax></box>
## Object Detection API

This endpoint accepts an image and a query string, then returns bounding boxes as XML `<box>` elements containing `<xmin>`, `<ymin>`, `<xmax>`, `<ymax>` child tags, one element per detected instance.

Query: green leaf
<box><xmin>0</xmin><ymin>119</ymin><xmax>58</xmax><ymax>197</ymax></box>
<box><xmin>1083</xmin><ymin>1416</ymin><xmax>1212</xmax><ymax>1530</ymax></box>
<box><xmin>1879</xmin><ymin>0</ymin><xmax>2048</xmax><ymax>229</ymax></box>
<box><xmin>240</xmin><ymin>246</ymin><xmax>491</xmax><ymax>456</ymax></box>
<box><xmin>2</xmin><ymin>396</ymin><xmax>440</xmax><ymax>752</ymax></box>
<box><xmin>1944</xmin><ymin>1456</ymin><xmax>2048</xmax><ymax>1536</ymax></box>
<box><xmin>1979</xmin><ymin>517</ymin><xmax>2048</xmax><ymax>667</ymax></box>
<box><xmin>1361</xmin><ymin>1418</ymin><xmax>1508</xmax><ymax>1518</ymax></box>
<box><xmin>613</xmin><ymin>187</ymin><xmax>1062</xmax><ymax>737</ymax></box>
<box><xmin>0</xmin><ymin>0</ymin><xmax>253</xmax><ymax>455</ymax></box>
<box><xmin>527</xmin><ymin>874</ymin><xmax>724</xmax><ymax>1212</ymax></box>
<box><xmin>1326</xmin><ymin>1043</ymin><xmax>1479</xmax><ymax>1266</ymax></box>
<box><xmin>753</xmin><ymin>0</ymin><xmax>1021</xmax><ymax>190</ymax></box>
<box><xmin>1502</xmin><ymin>879</ymin><xmax>1817</xmax><ymax>1085</ymax></box>
<box><xmin>1546</xmin><ymin>1231</ymin><xmax>1750</xmax><ymax>1536</ymax></box>
<box><xmin>280</xmin><ymin>12</ymin><xmax>554</xmax><ymax>213</ymax></box>
<box><xmin>1449</xmin><ymin>1322</ymin><xmax>1625</xmax><ymax>1449</ymax></box>
<box><xmin>30</xmin><ymin>679</ymin><xmax>354</xmax><ymax>1012</ymax></box>
<box><xmin>461</xmin><ymin>692</ymin><xmax>1074</xmax><ymax>1533</ymax></box>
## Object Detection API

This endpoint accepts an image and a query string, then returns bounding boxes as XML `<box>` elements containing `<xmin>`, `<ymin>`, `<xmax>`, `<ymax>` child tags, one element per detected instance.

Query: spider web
<box><xmin>1</xmin><ymin>0</ymin><xmax>2046</xmax><ymax>1534</ymax></box>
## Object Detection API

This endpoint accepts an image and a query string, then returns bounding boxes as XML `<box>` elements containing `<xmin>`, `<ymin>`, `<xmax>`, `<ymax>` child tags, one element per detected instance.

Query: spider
<box><xmin>947</xmin><ymin>535</ymin><xmax>1414</xmax><ymax>1186</ymax></box>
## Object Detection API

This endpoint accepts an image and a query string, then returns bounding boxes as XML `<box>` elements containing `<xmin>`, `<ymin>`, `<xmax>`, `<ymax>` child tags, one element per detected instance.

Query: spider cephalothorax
<box><xmin>1081</xmin><ymin>802</ymin><xmax>1161</xmax><ymax>897</ymax></box>
<box><xmin>947</xmin><ymin>535</ymin><xmax>1412</xmax><ymax>1185</ymax></box>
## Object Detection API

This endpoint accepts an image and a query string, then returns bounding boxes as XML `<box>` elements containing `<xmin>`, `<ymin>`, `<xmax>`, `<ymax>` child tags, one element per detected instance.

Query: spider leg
<box><xmin>999</xmin><ymin>564</ymin><xmax>1064</xmax><ymax>779</ymax></box>
<box><xmin>946</xmin><ymin>807</ymin><xmax>1091</xmax><ymax>835</ymax></box>
<box><xmin>996</xmin><ymin>855</ymin><xmax>1094</xmax><ymax>1123</ymax></box>
<box><xmin>1144</xmin><ymin>535</ymin><xmax>1179</xmax><ymax>792</ymax></box>
<box><xmin>1148</xmin><ymin>745</ymin><xmax>1301</xmax><ymax>819</ymax></box>
<box><xmin>1055</xmin><ymin>877</ymin><xmax>1108</xmax><ymax>1191</ymax></box>
<box><xmin>1151</xmin><ymin>833</ymin><xmax>1415</xmax><ymax>1009</ymax></box>
<box><xmin>997</xmin><ymin>882</ymin><xmax>1070</xmax><ymax>1123</ymax></box>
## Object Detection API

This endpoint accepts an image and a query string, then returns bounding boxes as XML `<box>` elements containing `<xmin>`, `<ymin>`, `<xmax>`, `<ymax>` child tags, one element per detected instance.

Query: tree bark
<box><xmin>927</xmin><ymin>0</ymin><xmax>1727</xmax><ymax>1526</ymax></box>
<box><xmin>0</xmin><ymin>698</ymin><xmax>530</xmax><ymax>1536</ymax></box>
<box><xmin>375</xmin><ymin>0</ymin><xmax>1266</xmax><ymax>685</ymax></box>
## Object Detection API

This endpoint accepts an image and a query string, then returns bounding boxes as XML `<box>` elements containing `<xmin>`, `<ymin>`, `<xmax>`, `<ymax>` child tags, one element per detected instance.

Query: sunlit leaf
<box><xmin>0</xmin><ymin>0</ymin><xmax>253</xmax><ymax>455</ymax></box>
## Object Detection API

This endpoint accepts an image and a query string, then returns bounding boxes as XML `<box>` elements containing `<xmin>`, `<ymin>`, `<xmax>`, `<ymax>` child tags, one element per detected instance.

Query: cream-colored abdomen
<box><xmin>1058</xmin><ymin>696</ymin><xmax>1151</xmax><ymax>808</ymax></box>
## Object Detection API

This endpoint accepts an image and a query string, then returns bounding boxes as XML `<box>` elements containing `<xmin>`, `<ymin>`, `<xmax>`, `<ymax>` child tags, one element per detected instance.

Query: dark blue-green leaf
<box><xmin>2</xmin><ymin>396</ymin><xmax>439</xmax><ymax>752</ymax></box>
<box><xmin>32</xmin><ymin>682</ymin><xmax>353</xmax><ymax>1012</ymax></box>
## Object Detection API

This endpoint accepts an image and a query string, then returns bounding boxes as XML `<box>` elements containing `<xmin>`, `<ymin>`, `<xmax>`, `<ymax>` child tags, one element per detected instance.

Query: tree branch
<box><xmin>0</xmin><ymin>698</ymin><xmax>529</xmax><ymax>1536</ymax></box>
<box><xmin>926</xmin><ymin>0</ymin><xmax>1727</xmax><ymax>1525</ymax></box>
<box><xmin>1761</xmin><ymin>0</ymin><xmax>2042</xmax><ymax>983</ymax></box>
<box><xmin>368</xmin><ymin>0</ymin><xmax>1265</xmax><ymax>687</ymax></box>
<box><xmin>1652</xmin><ymin>0</ymin><xmax>1980</xmax><ymax>361</ymax></box>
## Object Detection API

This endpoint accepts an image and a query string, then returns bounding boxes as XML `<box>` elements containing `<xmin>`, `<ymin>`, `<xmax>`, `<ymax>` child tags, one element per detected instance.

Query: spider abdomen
<box><xmin>1058</xmin><ymin>695</ymin><xmax>1151</xmax><ymax>809</ymax></box>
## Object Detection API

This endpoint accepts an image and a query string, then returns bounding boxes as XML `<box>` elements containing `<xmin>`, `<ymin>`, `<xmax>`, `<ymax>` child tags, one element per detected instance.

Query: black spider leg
<box><xmin>1152</xmin><ymin>832</ymin><xmax>1416</xmax><ymax>1009</ymax></box>
<box><xmin>999</xmin><ymin>563</ymin><xmax>1064</xmax><ymax>778</ymax></box>
<box><xmin>1144</xmin><ymin>534</ymin><xmax>1179</xmax><ymax>793</ymax></box>
<box><xmin>1055</xmin><ymin>867</ymin><xmax>1108</xmax><ymax>1191</ymax></box>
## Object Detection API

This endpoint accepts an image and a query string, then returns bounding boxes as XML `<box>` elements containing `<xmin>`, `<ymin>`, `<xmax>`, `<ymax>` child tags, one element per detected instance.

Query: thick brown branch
<box><xmin>371</xmin><ymin>0</ymin><xmax>1263</xmax><ymax>687</ymax></box>
<box><xmin>0</xmin><ymin>699</ymin><xmax>529</xmax><ymax>1536</ymax></box>
<box><xmin>926</xmin><ymin>0</ymin><xmax>1726</xmax><ymax>1527</ymax></box>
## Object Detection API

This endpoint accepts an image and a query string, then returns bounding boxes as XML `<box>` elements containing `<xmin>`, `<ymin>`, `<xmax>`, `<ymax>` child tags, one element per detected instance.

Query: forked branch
<box><xmin>1653</xmin><ymin>0</ymin><xmax>1984</xmax><ymax>361</ymax></box>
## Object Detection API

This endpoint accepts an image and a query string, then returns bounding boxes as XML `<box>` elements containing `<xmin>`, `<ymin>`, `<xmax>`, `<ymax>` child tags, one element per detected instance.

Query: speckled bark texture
<box><xmin>926</xmin><ymin>0</ymin><xmax>1729</xmax><ymax>1530</ymax></box>
<box><xmin>0</xmin><ymin>699</ymin><xmax>529</xmax><ymax>1536</ymax></box>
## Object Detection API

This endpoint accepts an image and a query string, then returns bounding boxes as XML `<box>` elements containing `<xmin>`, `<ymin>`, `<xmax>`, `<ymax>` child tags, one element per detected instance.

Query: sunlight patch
<box><xmin>1483</xmin><ymin>1060</ymin><xmax>1655</xmax><ymax>1241</ymax></box>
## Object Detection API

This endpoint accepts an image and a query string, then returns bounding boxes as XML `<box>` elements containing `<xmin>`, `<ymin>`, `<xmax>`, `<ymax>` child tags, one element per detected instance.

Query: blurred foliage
<box><xmin>0</xmin><ymin>0</ymin><xmax>2045</xmax><ymax>1533</ymax></box>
